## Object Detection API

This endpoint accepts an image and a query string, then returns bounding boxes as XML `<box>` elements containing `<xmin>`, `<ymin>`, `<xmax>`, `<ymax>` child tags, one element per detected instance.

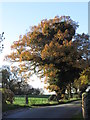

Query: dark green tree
<box><xmin>1</xmin><ymin>67</ymin><xmax>11</xmax><ymax>88</ymax></box>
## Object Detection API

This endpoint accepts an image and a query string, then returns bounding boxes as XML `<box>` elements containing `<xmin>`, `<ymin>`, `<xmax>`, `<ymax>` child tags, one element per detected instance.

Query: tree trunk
<box><xmin>25</xmin><ymin>95</ymin><xmax>28</xmax><ymax>104</ymax></box>
<box><xmin>68</xmin><ymin>83</ymin><xmax>72</xmax><ymax>98</ymax></box>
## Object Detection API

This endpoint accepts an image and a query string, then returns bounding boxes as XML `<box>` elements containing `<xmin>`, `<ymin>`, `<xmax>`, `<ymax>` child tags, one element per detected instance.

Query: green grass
<box><xmin>59</xmin><ymin>98</ymin><xmax>81</xmax><ymax>104</ymax></box>
<box><xmin>13</xmin><ymin>96</ymin><xmax>26</xmax><ymax>105</ymax></box>
<box><xmin>2</xmin><ymin>95</ymin><xmax>50</xmax><ymax>112</ymax></box>
<box><xmin>29</xmin><ymin>97</ymin><xmax>49</xmax><ymax>105</ymax></box>
<box><xmin>2</xmin><ymin>95</ymin><xmax>81</xmax><ymax>112</ymax></box>
<box><xmin>13</xmin><ymin>96</ymin><xmax>49</xmax><ymax>106</ymax></box>
<box><xmin>13</xmin><ymin>96</ymin><xmax>81</xmax><ymax>107</ymax></box>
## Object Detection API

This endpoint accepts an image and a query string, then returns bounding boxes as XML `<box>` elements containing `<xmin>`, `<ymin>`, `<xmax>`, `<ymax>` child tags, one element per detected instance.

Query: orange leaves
<box><xmin>53</xmin><ymin>16</ymin><xmax>59</xmax><ymax>23</ymax></box>
<box><xmin>41</xmin><ymin>44</ymin><xmax>49</xmax><ymax>60</ymax></box>
<box><xmin>44</xmin><ymin>44</ymin><xmax>49</xmax><ymax>50</ymax></box>
<box><xmin>46</xmin><ymin>85</ymin><xmax>60</xmax><ymax>92</ymax></box>
<box><xmin>63</xmin><ymin>40</ymin><xmax>69</xmax><ymax>46</ymax></box>
<box><xmin>55</xmin><ymin>30</ymin><xmax>64</xmax><ymax>40</ymax></box>
<box><xmin>19</xmin><ymin>63</ymin><xmax>28</xmax><ymax>73</ymax></box>
<box><xmin>68</xmin><ymin>40</ymin><xmax>72</xmax><ymax>46</ymax></box>
<box><xmin>50</xmin><ymin>71</ymin><xmax>54</xmax><ymax>76</ymax></box>
<box><xmin>44</xmin><ymin>64</ymin><xmax>57</xmax><ymax>78</ymax></box>
<box><xmin>41</xmin><ymin>40</ymin><xmax>63</xmax><ymax>61</ymax></box>
<box><xmin>42</xmin><ymin>22</ymin><xmax>49</xmax><ymax>35</ymax></box>
<box><xmin>7</xmin><ymin>52</ymin><xmax>19</xmax><ymax>61</ymax></box>
<box><xmin>55</xmin><ymin>42</ymin><xmax>62</xmax><ymax>49</ymax></box>
<box><xmin>49</xmin><ymin>63</ymin><xmax>54</xmax><ymax>68</ymax></box>
<box><xmin>49</xmin><ymin>70</ymin><xmax>57</xmax><ymax>78</ymax></box>
<box><xmin>20</xmin><ymin>51</ymin><xmax>32</xmax><ymax>62</ymax></box>
<box><xmin>49</xmin><ymin>41</ymin><xmax>54</xmax><ymax>48</ymax></box>
<box><xmin>65</xmin><ymin>29</ymin><xmax>69</xmax><ymax>34</ymax></box>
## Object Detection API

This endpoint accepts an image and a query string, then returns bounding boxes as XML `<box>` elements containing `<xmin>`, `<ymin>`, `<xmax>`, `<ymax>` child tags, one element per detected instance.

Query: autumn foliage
<box><xmin>6</xmin><ymin>16</ymin><xmax>90</xmax><ymax>96</ymax></box>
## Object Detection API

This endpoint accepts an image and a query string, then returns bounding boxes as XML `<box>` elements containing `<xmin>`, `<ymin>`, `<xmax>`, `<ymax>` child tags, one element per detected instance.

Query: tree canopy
<box><xmin>6</xmin><ymin>16</ymin><xmax>90</xmax><ymax>96</ymax></box>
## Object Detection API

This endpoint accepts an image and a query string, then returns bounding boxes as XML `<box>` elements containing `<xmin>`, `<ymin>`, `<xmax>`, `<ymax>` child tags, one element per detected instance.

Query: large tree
<box><xmin>6</xmin><ymin>16</ymin><xmax>89</xmax><ymax>97</ymax></box>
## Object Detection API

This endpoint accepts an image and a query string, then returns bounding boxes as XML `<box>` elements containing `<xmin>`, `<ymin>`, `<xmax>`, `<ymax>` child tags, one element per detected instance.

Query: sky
<box><xmin>0</xmin><ymin>1</ymin><xmax>89</xmax><ymax>92</ymax></box>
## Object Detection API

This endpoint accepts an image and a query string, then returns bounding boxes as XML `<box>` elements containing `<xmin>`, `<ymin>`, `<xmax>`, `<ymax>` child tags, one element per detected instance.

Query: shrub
<box><xmin>1</xmin><ymin>88</ymin><xmax>14</xmax><ymax>104</ymax></box>
<box><xmin>48</xmin><ymin>95</ymin><xmax>60</xmax><ymax>101</ymax></box>
<box><xmin>48</xmin><ymin>95</ymin><xmax>56</xmax><ymax>101</ymax></box>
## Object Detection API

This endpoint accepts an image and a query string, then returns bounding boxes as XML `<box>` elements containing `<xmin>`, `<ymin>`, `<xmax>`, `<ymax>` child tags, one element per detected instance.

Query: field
<box><xmin>2</xmin><ymin>95</ymin><xmax>51</xmax><ymax>112</ymax></box>
<box><xmin>2</xmin><ymin>95</ymin><xmax>81</xmax><ymax>112</ymax></box>
<box><xmin>13</xmin><ymin>95</ymin><xmax>50</xmax><ymax>106</ymax></box>
<box><xmin>11</xmin><ymin>95</ymin><xmax>81</xmax><ymax>106</ymax></box>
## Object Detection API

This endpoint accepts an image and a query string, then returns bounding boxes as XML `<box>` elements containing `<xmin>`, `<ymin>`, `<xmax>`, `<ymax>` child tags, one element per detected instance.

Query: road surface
<box><xmin>3</xmin><ymin>100</ymin><xmax>82</xmax><ymax>119</ymax></box>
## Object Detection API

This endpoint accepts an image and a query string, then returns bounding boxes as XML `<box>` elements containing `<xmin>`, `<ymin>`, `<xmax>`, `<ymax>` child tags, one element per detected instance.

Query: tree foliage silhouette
<box><xmin>0</xmin><ymin>32</ymin><xmax>5</xmax><ymax>53</ymax></box>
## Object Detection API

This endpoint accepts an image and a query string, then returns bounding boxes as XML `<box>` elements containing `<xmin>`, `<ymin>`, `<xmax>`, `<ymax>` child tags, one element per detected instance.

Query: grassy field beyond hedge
<box><xmin>3</xmin><ymin>95</ymin><xmax>81</xmax><ymax>112</ymax></box>
<box><xmin>14</xmin><ymin>96</ymin><xmax>49</xmax><ymax>106</ymax></box>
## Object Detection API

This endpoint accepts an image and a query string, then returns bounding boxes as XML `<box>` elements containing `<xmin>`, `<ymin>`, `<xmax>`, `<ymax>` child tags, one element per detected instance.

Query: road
<box><xmin>3</xmin><ymin>101</ymin><xmax>82</xmax><ymax>119</ymax></box>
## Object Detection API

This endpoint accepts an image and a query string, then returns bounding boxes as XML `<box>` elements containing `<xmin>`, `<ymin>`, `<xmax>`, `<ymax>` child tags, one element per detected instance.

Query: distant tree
<box><xmin>1</xmin><ymin>67</ymin><xmax>11</xmax><ymax>88</ymax></box>
<box><xmin>31</xmin><ymin>88</ymin><xmax>41</xmax><ymax>95</ymax></box>
<box><xmin>0</xmin><ymin>32</ymin><xmax>5</xmax><ymax>53</ymax></box>
<box><xmin>10</xmin><ymin>65</ymin><xmax>32</xmax><ymax>94</ymax></box>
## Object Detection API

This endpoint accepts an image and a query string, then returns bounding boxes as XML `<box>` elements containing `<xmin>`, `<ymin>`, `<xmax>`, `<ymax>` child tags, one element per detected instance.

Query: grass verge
<box><xmin>31</xmin><ymin>98</ymin><xmax>81</xmax><ymax>107</ymax></box>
